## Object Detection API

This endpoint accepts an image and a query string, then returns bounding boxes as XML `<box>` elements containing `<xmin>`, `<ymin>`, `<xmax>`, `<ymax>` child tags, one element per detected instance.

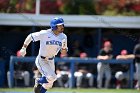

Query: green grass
<box><xmin>0</xmin><ymin>87</ymin><xmax>32</xmax><ymax>92</ymax></box>
<box><xmin>49</xmin><ymin>88</ymin><xmax>140</xmax><ymax>93</ymax></box>
<box><xmin>0</xmin><ymin>87</ymin><xmax>139</xmax><ymax>93</ymax></box>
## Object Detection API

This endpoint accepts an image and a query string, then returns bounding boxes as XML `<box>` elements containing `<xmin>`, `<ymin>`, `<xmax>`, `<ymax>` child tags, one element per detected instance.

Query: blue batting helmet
<box><xmin>50</xmin><ymin>17</ymin><xmax>64</xmax><ymax>30</ymax></box>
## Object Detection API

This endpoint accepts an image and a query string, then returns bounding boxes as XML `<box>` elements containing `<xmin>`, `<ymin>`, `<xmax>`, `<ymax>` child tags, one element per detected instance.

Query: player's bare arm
<box><xmin>126</xmin><ymin>54</ymin><xmax>135</xmax><ymax>59</ymax></box>
<box><xmin>97</xmin><ymin>55</ymin><xmax>106</xmax><ymax>60</ymax></box>
<box><xmin>116</xmin><ymin>54</ymin><xmax>135</xmax><ymax>59</ymax></box>
<box><xmin>97</xmin><ymin>55</ymin><xmax>110</xmax><ymax>60</ymax></box>
<box><xmin>19</xmin><ymin>34</ymin><xmax>33</xmax><ymax>57</ymax></box>
<box><xmin>108</xmin><ymin>55</ymin><xmax>113</xmax><ymax>59</ymax></box>
<box><xmin>97</xmin><ymin>55</ymin><xmax>103</xmax><ymax>59</ymax></box>
<box><xmin>116</xmin><ymin>55</ymin><xmax>127</xmax><ymax>59</ymax></box>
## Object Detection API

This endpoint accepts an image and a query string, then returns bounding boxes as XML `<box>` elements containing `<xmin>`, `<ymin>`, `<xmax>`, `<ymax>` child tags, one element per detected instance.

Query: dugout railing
<box><xmin>9</xmin><ymin>56</ymin><xmax>134</xmax><ymax>88</ymax></box>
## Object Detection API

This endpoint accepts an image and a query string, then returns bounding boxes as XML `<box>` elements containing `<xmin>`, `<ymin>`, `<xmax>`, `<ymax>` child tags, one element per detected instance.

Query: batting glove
<box><xmin>19</xmin><ymin>47</ymin><xmax>26</xmax><ymax>57</ymax></box>
<box><xmin>62</xmin><ymin>39</ymin><xmax>67</xmax><ymax>49</ymax></box>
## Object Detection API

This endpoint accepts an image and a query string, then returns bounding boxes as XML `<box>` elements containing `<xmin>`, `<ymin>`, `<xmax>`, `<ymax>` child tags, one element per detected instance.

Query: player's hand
<box><xmin>104</xmin><ymin>55</ymin><xmax>109</xmax><ymax>60</ymax></box>
<box><xmin>19</xmin><ymin>47</ymin><xmax>26</xmax><ymax>57</ymax></box>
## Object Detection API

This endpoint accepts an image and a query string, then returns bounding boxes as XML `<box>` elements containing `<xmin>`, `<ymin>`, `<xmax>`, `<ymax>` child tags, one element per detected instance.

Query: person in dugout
<box><xmin>115</xmin><ymin>49</ymin><xmax>136</xmax><ymax>89</ymax></box>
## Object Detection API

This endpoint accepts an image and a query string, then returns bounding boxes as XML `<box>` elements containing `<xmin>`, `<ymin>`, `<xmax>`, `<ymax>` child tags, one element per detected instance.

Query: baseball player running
<box><xmin>97</xmin><ymin>41</ymin><xmax>113</xmax><ymax>88</ymax></box>
<box><xmin>19</xmin><ymin>17</ymin><xmax>68</xmax><ymax>93</ymax></box>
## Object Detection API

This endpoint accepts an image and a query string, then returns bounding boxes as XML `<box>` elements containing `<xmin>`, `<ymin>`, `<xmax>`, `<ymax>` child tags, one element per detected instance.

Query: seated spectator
<box><xmin>7</xmin><ymin>50</ymin><xmax>30</xmax><ymax>87</ymax></box>
<box><xmin>74</xmin><ymin>52</ymin><xmax>94</xmax><ymax>88</ymax></box>
<box><xmin>56</xmin><ymin>66</ymin><xmax>70</xmax><ymax>88</ymax></box>
<box><xmin>115</xmin><ymin>49</ymin><xmax>136</xmax><ymax>89</ymax></box>
<box><xmin>56</xmin><ymin>53</ymin><xmax>70</xmax><ymax>88</ymax></box>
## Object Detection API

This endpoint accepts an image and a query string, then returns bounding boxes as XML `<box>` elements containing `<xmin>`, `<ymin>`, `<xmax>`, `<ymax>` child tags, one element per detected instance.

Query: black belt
<box><xmin>40</xmin><ymin>56</ymin><xmax>54</xmax><ymax>60</ymax></box>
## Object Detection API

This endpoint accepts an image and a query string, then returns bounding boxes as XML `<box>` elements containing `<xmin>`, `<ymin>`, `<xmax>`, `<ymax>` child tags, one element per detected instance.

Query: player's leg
<box><xmin>7</xmin><ymin>71</ymin><xmax>11</xmax><ymax>88</ymax></box>
<box><xmin>97</xmin><ymin>62</ymin><xmax>104</xmax><ymax>88</ymax></box>
<box><xmin>35</xmin><ymin>57</ymin><xmax>57</xmax><ymax>93</ymax></box>
<box><xmin>41</xmin><ymin>75</ymin><xmax>56</xmax><ymax>92</ymax></box>
<box><xmin>115</xmin><ymin>71</ymin><xmax>125</xmax><ymax>89</ymax></box>
<box><xmin>34</xmin><ymin>56</ymin><xmax>49</xmax><ymax>93</ymax></box>
<box><xmin>74</xmin><ymin>71</ymin><xmax>83</xmax><ymax>88</ymax></box>
<box><xmin>63</xmin><ymin>72</ymin><xmax>70</xmax><ymax>88</ymax></box>
<box><xmin>43</xmin><ymin>60</ymin><xmax>57</xmax><ymax>89</ymax></box>
<box><xmin>57</xmin><ymin>73</ymin><xmax>64</xmax><ymax>87</ymax></box>
<box><xmin>34</xmin><ymin>56</ymin><xmax>45</xmax><ymax>93</ymax></box>
<box><xmin>104</xmin><ymin>65</ymin><xmax>111</xmax><ymax>88</ymax></box>
<box><xmin>86</xmin><ymin>73</ymin><xmax>94</xmax><ymax>87</ymax></box>
<box><xmin>23</xmin><ymin>71</ymin><xmax>30</xmax><ymax>87</ymax></box>
<box><xmin>135</xmin><ymin>63</ymin><xmax>140</xmax><ymax>90</ymax></box>
<box><xmin>134</xmin><ymin>72</ymin><xmax>138</xmax><ymax>88</ymax></box>
<box><xmin>7</xmin><ymin>71</ymin><xmax>17</xmax><ymax>88</ymax></box>
<box><xmin>67</xmin><ymin>73</ymin><xmax>72</xmax><ymax>88</ymax></box>
<box><xmin>124</xmin><ymin>71</ymin><xmax>130</xmax><ymax>88</ymax></box>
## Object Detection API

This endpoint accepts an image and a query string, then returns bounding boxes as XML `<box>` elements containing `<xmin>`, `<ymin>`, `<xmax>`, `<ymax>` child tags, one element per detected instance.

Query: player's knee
<box><xmin>47</xmin><ymin>75</ymin><xmax>57</xmax><ymax>83</ymax></box>
<box><xmin>24</xmin><ymin>71</ymin><xmax>29</xmax><ymax>74</ymax></box>
<box><xmin>74</xmin><ymin>72</ymin><xmax>83</xmax><ymax>77</ymax></box>
<box><xmin>57</xmin><ymin>74</ymin><xmax>62</xmax><ymax>78</ymax></box>
<box><xmin>24</xmin><ymin>71</ymin><xmax>30</xmax><ymax>77</ymax></box>
<box><xmin>115</xmin><ymin>71</ymin><xmax>124</xmax><ymax>80</ymax></box>
<box><xmin>43</xmin><ymin>83</ymin><xmax>53</xmax><ymax>89</ymax></box>
<box><xmin>86</xmin><ymin>73</ymin><xmax>93</xmax><ymax>78</ymax></box>
<box><xmin>7</xmin><ymin>71</ymin><xmax>10</xmax><ymax>75</ymax></box>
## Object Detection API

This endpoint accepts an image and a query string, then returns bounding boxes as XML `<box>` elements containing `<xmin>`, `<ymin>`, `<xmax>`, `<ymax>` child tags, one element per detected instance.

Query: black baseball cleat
<box><xmin>34</xmin><ymin>84</ymin><xmax>41</xmax><ymax>93</ymax></box>
<box><xmin>34</xmin><ymin>78</ymin><xmax>41</xmax><ymax>93</ymax></box>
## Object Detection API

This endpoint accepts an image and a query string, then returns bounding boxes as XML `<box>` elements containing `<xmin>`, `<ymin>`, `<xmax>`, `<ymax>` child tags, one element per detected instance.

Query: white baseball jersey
<box><xmin>31</xmin><ymin>29</ymin><xmax>67</xmax><ymax>81</ymax></box>
<box><xmin>31</xmin><ymin>29</ymin><xmax>67</xmax><ymax>57</ymax></box>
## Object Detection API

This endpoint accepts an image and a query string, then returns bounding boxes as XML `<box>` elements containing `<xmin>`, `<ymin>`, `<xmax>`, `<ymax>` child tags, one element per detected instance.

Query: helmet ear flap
<box><xmin>52</xmin><ymin>26</ymin><xmax>57</xmax><ymax>30</ymax></box>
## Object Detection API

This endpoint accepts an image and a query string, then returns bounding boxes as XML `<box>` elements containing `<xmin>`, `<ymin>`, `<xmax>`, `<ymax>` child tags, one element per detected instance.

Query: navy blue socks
<box><xmin>40</xmin><ymin>86</ymin><xmax>47</xmax><ymax>93</ymax></box>
<box><xmin>38</xmin><ymin>76</ymin><xmax>48</xmax><ymax>84</ymax></box>
<box><xmin>37</xmin><ymin>76</ymin><xmax>48</xmax><ymax>93</ymax></box>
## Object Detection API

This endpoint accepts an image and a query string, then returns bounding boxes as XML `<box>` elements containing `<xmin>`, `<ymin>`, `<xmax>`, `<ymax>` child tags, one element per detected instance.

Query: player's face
<box><xmin>57</xmin><ymin>25</ymin><xmax>64</xmax><ymax>33</ymax></box>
